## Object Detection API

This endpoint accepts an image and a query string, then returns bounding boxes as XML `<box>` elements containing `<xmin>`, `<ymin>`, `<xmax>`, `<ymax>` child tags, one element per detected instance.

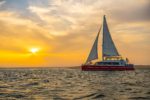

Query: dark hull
<box><xmin>81</xmin><ymin>65</ymin><xmax>134</xmax><ymax>71</ymax></box>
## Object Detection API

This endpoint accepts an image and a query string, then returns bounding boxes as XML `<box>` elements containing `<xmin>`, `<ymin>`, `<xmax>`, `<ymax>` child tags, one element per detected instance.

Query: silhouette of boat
<box><xmin>82</xmin><ymin>15</ymin><xmax>134</xmax><ymax>71</ymax></box>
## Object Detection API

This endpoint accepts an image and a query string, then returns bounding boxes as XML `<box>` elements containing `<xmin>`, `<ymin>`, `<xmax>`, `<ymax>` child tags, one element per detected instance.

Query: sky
<box><xmin>0</xmin><ymin>0</ymin><xmax>150</xmax><ymax>67</ymax></box>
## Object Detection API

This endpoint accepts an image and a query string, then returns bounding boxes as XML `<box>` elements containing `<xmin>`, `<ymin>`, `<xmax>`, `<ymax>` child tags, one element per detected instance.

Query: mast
<box><xmin>102</xmin><ymin>16</ymin><xmax>104</xmax><ymax>61</ymax></box>
<box><xmin>102</xmin><ymin>15</ymin><xmax>120</xmax><ymax>61</ymax></box>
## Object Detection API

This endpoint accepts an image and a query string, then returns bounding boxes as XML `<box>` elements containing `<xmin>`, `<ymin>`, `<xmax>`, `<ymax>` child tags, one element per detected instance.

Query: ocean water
<box><xmin>0</xmin><ymin>68</ymin><xmax>150</xmax><ymax>100</ymax></box>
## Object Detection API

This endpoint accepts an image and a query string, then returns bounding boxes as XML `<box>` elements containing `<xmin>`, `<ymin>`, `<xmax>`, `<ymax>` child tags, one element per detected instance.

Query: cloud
<box><xmin>0</xmin><ymin>11</ymin><xmax>53</xmax><ymax>53</ymax></box>
<box><xmin>0</xmin><ymin>0</ymin><xmax>5</xmax><ymax>6</ymax></box>
<box><xmin>111</xmin><ymin>0</ymin><xmax>150</xmax><ymax>23</ymax></box>
<box><xmin>0</xmin><ymin>0</ymin><xmax>150</xmax><ymax>66</ymax></box>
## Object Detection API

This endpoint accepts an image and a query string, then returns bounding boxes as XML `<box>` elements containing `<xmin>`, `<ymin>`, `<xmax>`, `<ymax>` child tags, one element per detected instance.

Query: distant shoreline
<box><xmin>0</xmin><ymin>65</ymin><xmax>150</xmax><ymax>69</ymax></box>
<box><xmin>0</xmin><ymin>66</ymin><xmax>80</xmax><ymax>69</ymax></box>
<box><xmin>134</xmin><ymin>65</ymin><xmax>150</xmax><ymax>68</ymax></box>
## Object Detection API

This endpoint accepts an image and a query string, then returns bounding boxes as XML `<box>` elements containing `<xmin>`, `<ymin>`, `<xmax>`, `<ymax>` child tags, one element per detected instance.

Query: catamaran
<box><xmin>82</xmin><ymin>15</ymin><xmax>134</xmax><ymax>71</ymax></box>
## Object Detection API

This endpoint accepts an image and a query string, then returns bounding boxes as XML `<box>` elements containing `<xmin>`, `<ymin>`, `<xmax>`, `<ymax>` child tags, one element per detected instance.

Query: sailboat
<box><xmin>81</xmin><ymin>15</ymin><xmax>134</xmax><ymax>71</ymax></box>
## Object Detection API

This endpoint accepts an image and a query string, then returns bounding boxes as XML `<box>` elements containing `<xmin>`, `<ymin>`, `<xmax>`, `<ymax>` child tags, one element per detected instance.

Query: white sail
<box><xmin>86</xmin><ymin>26</ymin><xmax>101</xmax><ymax>63</ymax></box>
<box><xmin>102</xmin><ymin>15</ymin><xmax>119</xmax><ymax>57</ymax></box>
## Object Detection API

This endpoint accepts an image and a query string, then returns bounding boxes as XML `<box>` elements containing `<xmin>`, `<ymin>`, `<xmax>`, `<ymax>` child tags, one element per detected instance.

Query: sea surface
<box><xmin>0</xmin><ymin>67</ymin><xmax>150</xmax><ymax>100</ymax></box>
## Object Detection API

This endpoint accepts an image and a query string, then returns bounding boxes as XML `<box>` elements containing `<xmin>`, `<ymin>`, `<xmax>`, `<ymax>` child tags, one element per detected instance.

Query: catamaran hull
<box><xmin>81</xmin><ymin>65</ymin><xmax>134</xmax><ymax>71</ymax></box>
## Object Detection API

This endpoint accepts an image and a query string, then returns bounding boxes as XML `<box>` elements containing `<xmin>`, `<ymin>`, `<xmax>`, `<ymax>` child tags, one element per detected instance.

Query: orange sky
<box><xmin>0</xmin><ymin>0</ymin><xmax>150</xmax><ymax>67</ymax></box>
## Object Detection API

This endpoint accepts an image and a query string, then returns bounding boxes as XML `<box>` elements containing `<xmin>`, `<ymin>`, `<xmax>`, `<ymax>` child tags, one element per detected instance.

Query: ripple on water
<box><xmin>73</xmin><ymin>92</ymin><xmax>106</xmax><ymax>100</ymax></box>
<box><xmin>73</xmin><ymin>92</ymin><xmax>97</xmax><ymax>100</ymax></box>
<box><xmin>21</xmin><ymin>82</ymin><xmax>39</xmax><ymax>87</ymax></box>
<box><xmin>0</xmin><ymin>68</ymin><xmax>149</xmax><ymax>100</ymax></box>
<box><xmin>0</xmin><ymin>92</ymin><xmax>26</xmax><ymax>99</ymax></box>
<box><xmin>92</xmin><ymin>94</ymin><xmax>105</xmax><ymax>99</ymax></box>
<box><xmin>129</xmin><ymin>96</ymin><xmax>150</xmax><ymax>100</ymax></box>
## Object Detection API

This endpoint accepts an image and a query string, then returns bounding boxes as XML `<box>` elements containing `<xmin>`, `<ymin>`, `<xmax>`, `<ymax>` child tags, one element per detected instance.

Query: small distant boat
<box><xmin>82</xmin><ymin>15</ymin><xmax>134</xmax><ymax>71</ymax></box>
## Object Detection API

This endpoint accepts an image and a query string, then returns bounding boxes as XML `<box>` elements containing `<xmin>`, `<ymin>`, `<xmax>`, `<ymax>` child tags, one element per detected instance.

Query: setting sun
<box><xmin>30</xmin><ymin>48</ymin><xmax>39</xmax><ymax>54</ymax></box>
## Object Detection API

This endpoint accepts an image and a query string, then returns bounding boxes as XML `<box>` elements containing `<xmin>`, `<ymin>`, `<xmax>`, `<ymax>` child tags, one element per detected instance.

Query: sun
<box><xmin>30</xmin><ymin>48</ymin><xmax>39</xmax><ymax>54</ymax></box>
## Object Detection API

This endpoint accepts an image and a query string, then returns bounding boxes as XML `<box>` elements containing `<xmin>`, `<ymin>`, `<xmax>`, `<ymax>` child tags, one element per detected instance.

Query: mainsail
<box><xmin>86</xmin><ymin>26</ymin><xmax>101</xmax><ymax>63</ymax></box>
<box><xmin>102</xmin><ymin>15</ymin><xmax>119</xmax><ymax>57</ymax></box>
